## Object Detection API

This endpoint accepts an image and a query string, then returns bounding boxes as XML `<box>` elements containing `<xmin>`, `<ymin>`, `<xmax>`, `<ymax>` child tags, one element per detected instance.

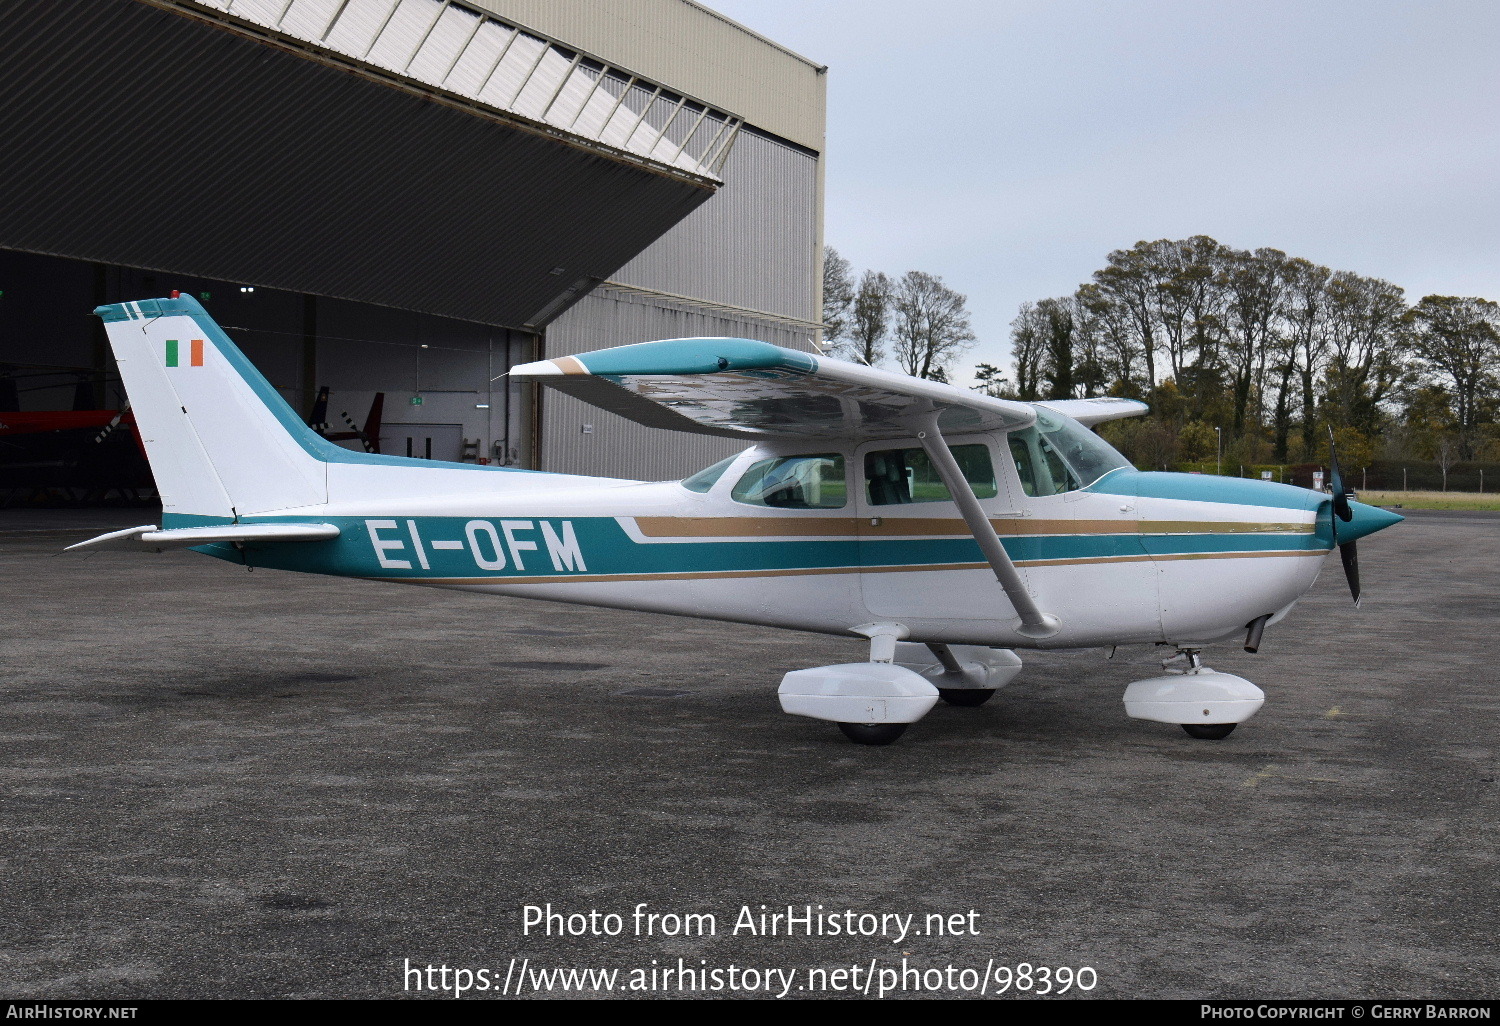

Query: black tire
<box><xmin>938</xmin><ymin>688</ymin><xmax>997</xmax><ymax>707</ymax></box>
<box><xmin>837</xmin><ymin>722</ymin><xmax>908</xmax><ymax>746</ymax></box>
<box><xmin>1181</xmin><ymin>723</ymin><xmax>1237</xmax><ymax>740</ymax></box>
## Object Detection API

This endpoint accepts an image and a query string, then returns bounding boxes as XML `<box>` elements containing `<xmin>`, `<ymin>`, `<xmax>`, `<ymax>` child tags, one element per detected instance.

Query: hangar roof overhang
<box><xmin>0</xmin><ymin>0</ymin><xmax>742</xmax><ymax>330</ymax></box>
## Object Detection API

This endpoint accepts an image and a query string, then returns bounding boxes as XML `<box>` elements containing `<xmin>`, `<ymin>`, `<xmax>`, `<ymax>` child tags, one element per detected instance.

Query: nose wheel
<box><xmin>837</xmin><ymin>722</ymin><xmax>909</xmax><ymax>746</ymax></box>
<box><xmin>1181</xmin><ymin>723</ymin><xmax>1236</xmax><ymax>740</ymax></box>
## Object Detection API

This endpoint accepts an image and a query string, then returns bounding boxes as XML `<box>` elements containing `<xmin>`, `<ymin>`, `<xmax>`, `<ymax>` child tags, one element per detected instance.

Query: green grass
<box><xmin>1359</xmin><ymin>490</ymin><xmax>1500</xmax><ymax>511</ymax></box>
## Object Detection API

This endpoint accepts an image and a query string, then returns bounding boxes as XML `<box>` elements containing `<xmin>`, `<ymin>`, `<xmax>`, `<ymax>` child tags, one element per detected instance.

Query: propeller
<box><xmin>1327</xmin><ymin>428</ymin><xmax>1360</xmax><ymax>605</ymax></box>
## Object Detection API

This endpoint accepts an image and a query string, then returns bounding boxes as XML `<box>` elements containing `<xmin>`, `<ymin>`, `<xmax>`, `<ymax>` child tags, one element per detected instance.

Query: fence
<box><xmin>1168</xmin><ymin>460</ymin><xmax>1499</xmax><ymax>492</ymax></box>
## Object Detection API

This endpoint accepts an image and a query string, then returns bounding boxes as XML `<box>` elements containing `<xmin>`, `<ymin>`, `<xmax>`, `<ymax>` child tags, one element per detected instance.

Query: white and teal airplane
<box><xmin>70</xmin><ymin>294</ymin><xmax>1402</xmax><ymax>745</ymax></box>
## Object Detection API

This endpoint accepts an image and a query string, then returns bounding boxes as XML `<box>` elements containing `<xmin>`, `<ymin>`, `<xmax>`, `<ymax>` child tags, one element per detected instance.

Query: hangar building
<box><xmin>0</xmin><ymin>0</ymin><xmax>825</xmax><ymax>485</ymax></box>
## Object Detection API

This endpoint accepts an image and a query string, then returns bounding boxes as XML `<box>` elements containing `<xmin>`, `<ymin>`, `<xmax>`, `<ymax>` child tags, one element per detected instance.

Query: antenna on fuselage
<box><xmin>813</xmin><ymin>337</ymin><xmax>871</xmax><ymax>367</ymax></box>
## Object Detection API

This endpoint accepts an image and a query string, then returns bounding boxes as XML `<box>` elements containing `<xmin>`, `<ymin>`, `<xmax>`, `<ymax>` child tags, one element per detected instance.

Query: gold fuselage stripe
<box><xmin>630</xmin><ymin>516</ymin><xmax>1312</xmax><ymax>539</ymax></box>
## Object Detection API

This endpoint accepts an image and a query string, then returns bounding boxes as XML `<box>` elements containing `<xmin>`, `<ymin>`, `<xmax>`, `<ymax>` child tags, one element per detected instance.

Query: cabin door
<box><xmin>854</xmin><ymin>434</ymin><xmax>1015</xmax><ymax>622</ymax></box>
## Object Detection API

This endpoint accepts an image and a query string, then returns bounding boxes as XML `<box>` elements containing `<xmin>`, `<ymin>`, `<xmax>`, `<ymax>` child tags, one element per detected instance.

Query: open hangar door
<box><xmin>0</xmin><ymin>250</ymin><xmax>534</xmax><ymax>505</ymax></box>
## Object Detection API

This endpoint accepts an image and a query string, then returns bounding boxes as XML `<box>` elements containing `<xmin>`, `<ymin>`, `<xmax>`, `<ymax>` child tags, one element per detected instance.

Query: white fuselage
<box><xmin>234</xmin><ymin>436</ymin><xmax>1329</xmax><ymax>651</ymax></box>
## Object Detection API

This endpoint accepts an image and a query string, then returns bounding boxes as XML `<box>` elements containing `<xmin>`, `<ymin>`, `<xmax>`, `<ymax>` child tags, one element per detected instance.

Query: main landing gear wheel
<box><xmin>938</xmin><ymin>688</ymin><xmax>997</xmax><ymax>707</ymax></box>
<box><xmin>1181</xmin><ymin>723</ymin><xmax>1237</xmax><ymax>740</ymax></box>
<box><xmin>838</xmin><ymin>722</ymin><xmax>908</xmax><ymax>745</ymax></box>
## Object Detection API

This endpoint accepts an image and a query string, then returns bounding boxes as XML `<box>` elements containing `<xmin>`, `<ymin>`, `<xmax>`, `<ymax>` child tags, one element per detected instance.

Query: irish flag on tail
<box><xmin>165</xmin><ymin>339</ymin><xmax>204</xmax><ymax>367</ymax></box>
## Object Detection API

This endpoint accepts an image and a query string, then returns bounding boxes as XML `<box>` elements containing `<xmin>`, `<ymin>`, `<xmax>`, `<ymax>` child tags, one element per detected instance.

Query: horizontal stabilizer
<box><xmin>65</xmin><ymin>523</ymin><xmax>340</xmax><ymax>553</ymax></box>
<box><xmin>512</xmin><ymin>338</ymin><xmax>1038</xmax><ymax>439</ymax></box>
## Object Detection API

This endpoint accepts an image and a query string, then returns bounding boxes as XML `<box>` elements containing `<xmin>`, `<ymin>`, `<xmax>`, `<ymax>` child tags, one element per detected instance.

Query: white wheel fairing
<box><xmin>779</xmin><ymin>663</ymin><xmax>940</xmax><ymax>724</ymax></box>
<box><xmin>1123</xmin><ymin>672</ymin><xmax>1266</xmax><ymax>725</ymax></box>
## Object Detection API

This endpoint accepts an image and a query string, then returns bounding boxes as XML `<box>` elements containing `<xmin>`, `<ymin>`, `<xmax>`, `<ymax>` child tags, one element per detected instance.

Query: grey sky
<box><xmin>706</xmin><ymin>0</ymin><xmax>1499</xmax><ymax>383</ymax></box>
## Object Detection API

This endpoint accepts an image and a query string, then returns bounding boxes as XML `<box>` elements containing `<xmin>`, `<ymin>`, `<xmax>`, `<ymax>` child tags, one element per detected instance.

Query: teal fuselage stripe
<box><xmin>178</xmin><ymin>514</ymin><xmax>1324</xmax><ymax>582</ymax></box>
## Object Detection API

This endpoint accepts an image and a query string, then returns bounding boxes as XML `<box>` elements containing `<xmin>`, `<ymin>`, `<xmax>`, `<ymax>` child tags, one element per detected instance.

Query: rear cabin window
<box><xmin>863</xmin><ymin>444</ymin><xmax>996</xmax><ymax>505</ymax></box>
<box><xmin>731</xmin><ymin>454</ymin><xmax>847</xmax><ymax>509</ymax></box>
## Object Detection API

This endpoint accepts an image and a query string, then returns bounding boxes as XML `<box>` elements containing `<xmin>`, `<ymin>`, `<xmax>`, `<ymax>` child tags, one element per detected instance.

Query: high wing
<box><xmin>510</xmin><ymin>338</ymin><xmax>1039</xmax><ymax>439</ymax></box>
<box><xmin>1033</xmin><ymin>397</ymin><xmax>1149</xmax><ymax>427</ymax></box>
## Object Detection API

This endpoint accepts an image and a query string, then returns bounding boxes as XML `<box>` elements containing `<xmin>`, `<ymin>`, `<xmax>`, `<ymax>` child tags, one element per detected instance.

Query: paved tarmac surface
<box><xmin>1</xmin><ymin>508</ymin><xmax>1494</xmax><ymax>1000</ymax></box>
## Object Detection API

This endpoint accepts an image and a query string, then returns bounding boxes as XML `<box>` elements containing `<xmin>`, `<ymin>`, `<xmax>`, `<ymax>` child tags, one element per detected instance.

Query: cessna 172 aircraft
<box><xmin>69</xmin><ymin>294</ymin><xmax>1401</xmax><ymax>745</ymax></box>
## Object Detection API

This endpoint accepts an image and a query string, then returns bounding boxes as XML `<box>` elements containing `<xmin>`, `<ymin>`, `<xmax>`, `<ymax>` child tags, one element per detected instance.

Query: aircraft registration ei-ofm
<box><xmin>68</xmin><ymin>293</ymin><xmax>1402</xmax><ymax>746</ymax></box>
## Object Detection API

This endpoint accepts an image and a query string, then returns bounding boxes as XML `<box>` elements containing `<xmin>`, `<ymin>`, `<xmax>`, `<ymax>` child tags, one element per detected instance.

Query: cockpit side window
<box><xmin>730</xmin><ymin>454</ymin><xmax>847</xmax><ymax>509</ymax></box>
<box><xmin>1008</xmin><ymin>409</ymin><xmax>1131</xmax><ymax>496</ymax></box>
<box><xmin>1008</xmin><ymin>431</ymin><xmax>1078</xmax><ymax>496</ymax></box>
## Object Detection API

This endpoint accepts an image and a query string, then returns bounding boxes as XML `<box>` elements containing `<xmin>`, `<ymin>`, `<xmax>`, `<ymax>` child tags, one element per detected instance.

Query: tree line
<box><xmin>823</xmin><ymin>239</ymin><xmax>1500</xmax><ymax>473</ymax></box>
<box><xmin>820</xmin><ymin>248</ymin><xmax>977</xmax><ymax>382</ymax></box>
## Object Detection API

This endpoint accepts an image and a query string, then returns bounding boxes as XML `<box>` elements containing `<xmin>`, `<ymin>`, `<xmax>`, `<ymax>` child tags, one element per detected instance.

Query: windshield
<box><xmin>1008</xmin><ymin>409</ymin><xmax>1131</xmax><ymax>495</ymax></box>
<box><xmin>681</xmin><ymin>454</ymin><xmax>737</xmax><ymax>493</ymax></box>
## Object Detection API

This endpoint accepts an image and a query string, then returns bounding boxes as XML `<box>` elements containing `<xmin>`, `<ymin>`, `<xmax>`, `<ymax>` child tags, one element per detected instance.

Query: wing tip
<box><xmin>512</xmin><ymin>357</ymin><xmax>586</xmax><ymax>377</ymax></box>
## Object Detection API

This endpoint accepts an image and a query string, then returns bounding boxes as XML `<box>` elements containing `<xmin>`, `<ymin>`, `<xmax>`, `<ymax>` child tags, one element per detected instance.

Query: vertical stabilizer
<box><xmin>96</xmin><ymin>296</ymin><xmax>327</xmax><ymax>518</ymax></box>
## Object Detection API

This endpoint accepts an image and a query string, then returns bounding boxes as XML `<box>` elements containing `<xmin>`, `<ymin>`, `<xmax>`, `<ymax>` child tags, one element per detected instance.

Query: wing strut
<box><xmin>916</xmin><ymin>412</ymin><xmax>1061</xmax><ymax>639</ymax></box>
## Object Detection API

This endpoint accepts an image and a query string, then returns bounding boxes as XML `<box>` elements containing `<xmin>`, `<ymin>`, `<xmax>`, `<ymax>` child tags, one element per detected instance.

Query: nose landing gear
<box><xmin>1181</xmin><ymin>723</ymin><xmax>1237</xmax><ymax>740</ymax></box>
<box><xmin>1123</xmin><ymin>646</ymin><xmax>1264</xmax><ymax>740</ymax></box>
<box><xmin>837</xmin><ymin>722</ymin><xmax>909</xmax><ymax>745</ymax></box>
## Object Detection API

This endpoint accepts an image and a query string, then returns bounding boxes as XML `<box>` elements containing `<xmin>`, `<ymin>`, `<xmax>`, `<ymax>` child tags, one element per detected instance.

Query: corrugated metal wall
<box><xmin>612</xmin><ymin>129</ymin><xmax>819</xmax><ymax>321</ymax></box>
<box><xmin>541</xmin><ymin>124</ymin><xmax>820</xmax><ymax>481</ymax></box>
<box><xmin>473</xmin><ymin>0</ymin><xmax>827</xmax><ymax>153</ymax></box>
